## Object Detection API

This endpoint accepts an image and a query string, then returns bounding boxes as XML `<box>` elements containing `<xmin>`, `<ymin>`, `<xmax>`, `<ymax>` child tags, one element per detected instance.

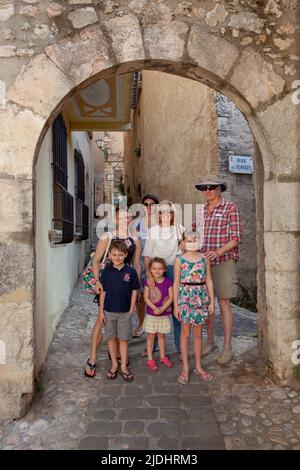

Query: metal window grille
<box><xmin>82</xmin><ymin>203</ymin><xmax>89</xmax><ymax>241</ymax></box>
<box><xmin>74</xmin><ymin>149</ymin><xmax>85</xmax><ymax>203</ymax></box>
<box><xmin>53</xmin><ymin>187</ymin><xmax>74</xmax><ymax>244</ymax></box>
<box><xmin>52</xmin><ymin>114</ymin><xmax>68</xmax><ymax>189</ymax></box>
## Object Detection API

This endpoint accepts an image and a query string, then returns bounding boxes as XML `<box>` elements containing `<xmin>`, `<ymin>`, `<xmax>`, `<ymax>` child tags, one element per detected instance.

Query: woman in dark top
<box><xmin>84</xmin><ymin>208</ymin><xmax>141</xmax><ymax>378</ymax></box>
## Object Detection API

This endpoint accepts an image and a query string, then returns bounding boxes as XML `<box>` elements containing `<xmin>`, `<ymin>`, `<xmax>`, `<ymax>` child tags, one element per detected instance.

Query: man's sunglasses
<box><xmin>198</xmin><ymin>184</ymin><xmax>219</xmax><ymax>191</ymax></box>
<box><xmin>144</xmin><ymin>202</ymin><xmax>157</xmax><ymax>207</ymax></box>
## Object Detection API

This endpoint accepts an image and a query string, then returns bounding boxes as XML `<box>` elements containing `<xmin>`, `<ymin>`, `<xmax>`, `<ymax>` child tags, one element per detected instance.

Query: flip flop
<box><xmin>119</xmin><ymin>370</ymin><xmax>134</xmax><ymax>382</ymax></box>
<box><xmin>177</xmin><ymin>373</ymin><xmax>189</xmax><ymax>385</ymax></box>
<box><xmin>132</xmin><ymin>327</ymin><xmax>144</xmax><ymax>338</ymax></box>
<box><xmin>84</xmin><ymin>358</ymin><xmax>96</xmax><ymax>378</ymax></box>
<box><xmin>193</xmin><ymin>369</ymin><xmax>213</xmax><ymax>382</ymax></box>
<box><xmin>106</xmin><ymin>368</ymin><xmax>118</xmax><ymax>380</ymax></box>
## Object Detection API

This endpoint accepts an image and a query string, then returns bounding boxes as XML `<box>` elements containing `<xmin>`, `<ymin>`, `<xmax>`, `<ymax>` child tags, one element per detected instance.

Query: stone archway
<box><xmin>0</xmin><ymin>1</ymin><xmax>299</xmax><ymax>419</ymax></box>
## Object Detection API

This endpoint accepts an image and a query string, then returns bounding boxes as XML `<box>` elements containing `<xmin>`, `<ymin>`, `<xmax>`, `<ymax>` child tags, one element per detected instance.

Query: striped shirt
<box><xmin>195</xmin><ymin>197</ymin><xmax>243</xmax><ymax>266</ymax></box>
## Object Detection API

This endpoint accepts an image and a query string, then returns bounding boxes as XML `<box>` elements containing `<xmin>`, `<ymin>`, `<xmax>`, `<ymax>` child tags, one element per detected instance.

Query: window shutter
<box><xmin>52</xmin><ymin>114</ymin><xmax>68</xmax><ymax>189</ymax></box>
<box><xmin>74</xmin><ymin>149</ymin><xmax>85</xmax><ymax>203</ymax></box>
<box><xmin>82</xmin><ymin>203</ymin><xmax>89</xmax><ymax>241</ymax></box>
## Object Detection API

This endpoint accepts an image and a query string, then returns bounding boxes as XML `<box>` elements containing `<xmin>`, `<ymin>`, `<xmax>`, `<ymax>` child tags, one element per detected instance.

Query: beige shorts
<box><xmin>211</xmin><ymin>260</ymin><xmax>238</xmax><ymax>299</ymax></box>
<box><xmin>104</xmin><ymin>311</ymin><xmax>132</xmax><ymax>341</ymax></box>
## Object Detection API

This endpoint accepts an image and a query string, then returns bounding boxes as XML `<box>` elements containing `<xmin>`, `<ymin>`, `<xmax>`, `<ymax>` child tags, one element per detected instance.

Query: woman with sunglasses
<box><xmin>84</xmin><ymin>207</ymin><xmax>141</xmax><ymax>378</ymax></box>
<box><xmin>131</xmin><ymin>195</ymin><xmax>159</xmax><ymax>354</ymax></box>
<box><xmin>143</xmin><ymin>200</ymin><xmax>185</xmax><ymax>358</ymax></box>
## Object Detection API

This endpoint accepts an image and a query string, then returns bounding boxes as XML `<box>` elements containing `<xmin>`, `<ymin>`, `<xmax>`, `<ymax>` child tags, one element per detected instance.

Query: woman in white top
<box><xmin>84</xmin><ymin>208</ymin><xmax>141</xmax><ymax>378</ymax></box>
<box><xmin>143</xmin><ymin>201</ymin><xmax>185</xmax><ymax>355</ymax></box>
<box><xmin>131</xmin><ymin>194</ymin><xmax>159</xmax><ymax>338</ymax></box>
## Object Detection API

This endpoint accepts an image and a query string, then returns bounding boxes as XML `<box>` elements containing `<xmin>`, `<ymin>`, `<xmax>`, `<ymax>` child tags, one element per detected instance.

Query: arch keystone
<box><xmin>105</xmin><ymin>14</ymin><xmax>145</xmax><ymax>63</ymax></box>
<box><xmin>144</xmin><ymin>21</ymin><xmax>189</xmax><ymax>61</ymax></box>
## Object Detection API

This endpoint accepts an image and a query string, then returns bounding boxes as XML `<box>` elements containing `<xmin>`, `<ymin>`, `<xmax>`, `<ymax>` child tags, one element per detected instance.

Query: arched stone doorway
<box><xmin>0</xmin><ymin>3</ymin><xmax>299</xmax><ymax>419</ymax></box>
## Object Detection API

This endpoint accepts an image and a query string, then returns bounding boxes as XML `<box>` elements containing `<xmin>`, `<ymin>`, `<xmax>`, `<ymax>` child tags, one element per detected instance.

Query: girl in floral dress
<box><xmin>173</xmin><ymin>231</ymin><xmax>214</xmax><ymax>384</ymax></box>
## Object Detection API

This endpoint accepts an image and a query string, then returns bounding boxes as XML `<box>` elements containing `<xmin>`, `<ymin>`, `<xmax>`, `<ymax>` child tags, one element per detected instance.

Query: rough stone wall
<box><xmin>103</xmin><ymin>132</ymin><xmax>124</xmax><ymax>204</ymax></box>
<box><xmin>0</xmin><ymin>0</ymin><xmax>299</xmax><ymax>418</ymax></box>
<box><xmin>91</xmin><ymin>133</ymin><xmax>105</xmax><ymax>249</ymax></box>
<box><xmin>216</xmin><ymin>93</ymin><xmax>257</xmax><ymax>310</ymax></box>
<box><xmin>124</xmin><ymin>70</ymin><xmax>219</xmax><ymax>207</ymax></box>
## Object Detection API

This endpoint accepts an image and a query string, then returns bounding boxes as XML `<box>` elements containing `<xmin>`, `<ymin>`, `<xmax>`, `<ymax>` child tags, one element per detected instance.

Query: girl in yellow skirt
<box><xmin>143</xmin><ymin>257</ymin><xmax>174</xmax><ymax>371</ymax></box>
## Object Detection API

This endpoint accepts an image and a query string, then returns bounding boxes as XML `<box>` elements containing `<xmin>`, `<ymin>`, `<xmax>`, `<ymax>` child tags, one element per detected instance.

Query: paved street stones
<box><xmin>0</xmin><ymin>283</ymin><xmax>299</xmax><ymax>450</ymax></box>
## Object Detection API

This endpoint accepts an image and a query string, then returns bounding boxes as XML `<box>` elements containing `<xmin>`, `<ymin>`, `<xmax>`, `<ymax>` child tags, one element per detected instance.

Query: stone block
<box><xmin>144</xmin><ymin>21</ymin><xmax>188</xmax><ymax>61</ymax></box>
<box><xmin>228</xmin><ymin>12</ymin><xmax>265</xmax><ymax>34</ymax></box>
<box><xmin>156</xmin><ymin>438</ymin><xmax>180</xmax><ymax>450</ymax></box>
<box><xmin>0</xmin><ymin>104</ymin><xmax>44</xmax><ymax>178</ymax></box>
<box><xmin>147</xmin><ymin>422</ymin><xmax>182</xmax><ymax>439</ymax></box>
<box><xmin>105</xmin><ymin>14</ymin><xmax>145</xmax><ymax>63</ymax></box>
<box><xmin>0</xmin><ymin>238</ymin><xmax>33</xmax><ymax>296</ymax></box>
<box><xmin>109</xmin><ymin>436</ymin><xmax>149</xmax><ymax>450</ymax></box>
<box><xmin>0</xmin><ymin>45</ymin><xmax>16</xmax><ymax>57</ymax></box>
<box><xmin>0</xmin><ymin>80</ymin><xmax>5</xmax><ymax>109</ymax></box>
<box><xmin>78</xmin><ymin>436</ymin><xmax>109</xmax><ymax>450</ymax></box>
<box><xmin>67</xmin><ymin>7</ymin><xmax>98</xmax><ymax>29</ymax></box>
<box><xmin>258</xmin><ymin>93</ymin><xmax>300</xmax><ymax>178</ymax></box>
<box><xmin>264</xmin><ymin>180</ymin><xmax>300</xmax><ymax>232</ymax></box>
<box><xmin>119</xmin><ymin>407</ymin><xmax>158</xmax><ymax>420</ymax></box>
<box><xmin>123</xmin><ymin>421</ymin><xmax>144</xmax><ymax>436</ymax></box>
<box><xmin>7</xmin><ymin>54</ymin><xmax>73</xmax><ymax>118</ymax></box>
<box><xmin>45</xmin><ymin>26</ymin><xmax>112</xmax><ymax>85</ymax></box>
<box><xmin>0</xmin><ymin>302</ymin><xmax>34</xmax><ymax>366</ymax></box>
<box><xmin>0</xmin><ymin>369</ymin><xmax>33</xmax><ymax>419</ymax></box>
<box><xmin>230</xmin><ymin>48</ymin><xmax>285</xmax><ymax>108</ymax></box>
<box><xmin>144</xmin><ymin>394</ymin><xmax>181</xmax><ymax>408</ymax></box>
<box><xmin>0</xmin><ymin>4</ymin><xmax>14</xmax><ymax>22</ymax></box>
<box><xmin>267</xmin><ymin>318</ymin><xmax>300</xmax><ymax>381</ymax></box>
<box><xmin>265</xmin><ymin>270</ymin><xmax>300</xmax><ymax>319</ymax></box>
<box><xmin>264</xmin><ymin>232</ymin><xmax>300</xmax><ymax>272</ymax></box>
<box><xmin>188</xmin><ymin>24</ymin><xmax>239</xmax><ymax>80</ymax></box>
<box><xmin>0</xmin><ymin>179</ymin><xmax>32</xmax><ymax>233</ymax></box>
<box><xmin>86</xmin><ymin>421</ymin><xmax>122</xmax><ymax>436</ymax></box>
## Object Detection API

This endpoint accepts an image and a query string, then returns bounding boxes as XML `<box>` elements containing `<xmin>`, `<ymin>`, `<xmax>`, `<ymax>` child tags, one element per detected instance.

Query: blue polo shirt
<box><xmin>100</xmin><ymin>263</ymin><xmax>140</xmax><ymax>313</ymax></box>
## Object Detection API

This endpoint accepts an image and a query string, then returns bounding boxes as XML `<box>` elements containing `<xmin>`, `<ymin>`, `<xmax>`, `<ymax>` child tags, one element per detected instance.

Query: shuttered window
<box><xmin>74</xmin><ymin>149</ymin><xmax>89</xmax><ymax>241</ymax></box>
<box><xmin>52</xmin><ymin>114</ymin><xmax>74</xmax><ymax>244</ymax></box>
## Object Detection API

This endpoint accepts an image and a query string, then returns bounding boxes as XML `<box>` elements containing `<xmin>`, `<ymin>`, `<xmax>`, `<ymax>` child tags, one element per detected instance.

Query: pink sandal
<box><xmin>147</xmin><ymin>359</ymin><xmax>159</xmax><ymax>371</ymax></box>
<box><xmin>160</xmin><ymin>356</ymin><xmax>173</xmax><ymax>368</ymax></box>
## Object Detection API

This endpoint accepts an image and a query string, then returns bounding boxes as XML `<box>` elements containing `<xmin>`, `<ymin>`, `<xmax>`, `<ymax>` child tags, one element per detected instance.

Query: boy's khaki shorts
<box><xmin>104</xmin><ymin>311</ymin><xmax>132</xmax><ymax>341</ymax></box>
<box><xmin>211</xmin><ymin>260</ymin><xmax>238</xmax><ymax>299</ymax></box>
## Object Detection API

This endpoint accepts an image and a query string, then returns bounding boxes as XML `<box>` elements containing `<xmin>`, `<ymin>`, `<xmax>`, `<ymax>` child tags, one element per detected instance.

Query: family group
<box><xmin>84</xmin><ymin>175</ymin><xmax>243</xmax><ymax>385</ymax></box>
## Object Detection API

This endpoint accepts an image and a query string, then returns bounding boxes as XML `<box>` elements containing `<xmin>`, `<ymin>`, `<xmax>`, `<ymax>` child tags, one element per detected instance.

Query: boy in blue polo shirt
<box><xmin>99</xmin><ymin>240</ymin><xmax>140</xmax><ymax>382</ymax></box>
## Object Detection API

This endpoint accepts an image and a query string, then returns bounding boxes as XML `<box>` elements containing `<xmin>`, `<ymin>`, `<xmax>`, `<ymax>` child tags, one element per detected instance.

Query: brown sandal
<box><xmin>106</xmin><ymin>368</ymin><xmax>118</xmax><ymax>380</ymax></box>
<box><xmin>119</xmin><ymin>370</ymin><xmax>134</xmax><ymax>382</ymax></box>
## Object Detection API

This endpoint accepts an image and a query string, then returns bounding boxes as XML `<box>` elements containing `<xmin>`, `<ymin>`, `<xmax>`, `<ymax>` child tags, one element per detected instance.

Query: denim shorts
<box><xmin>104</xmin><ymin>311</ymin><xmax>132</xmax><ymax>341</ymax></box>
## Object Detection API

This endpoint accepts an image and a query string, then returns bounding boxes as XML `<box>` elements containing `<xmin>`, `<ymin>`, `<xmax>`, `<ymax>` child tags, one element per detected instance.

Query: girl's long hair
<box><xmin>157</xmin><ymin>200</ymin><xmax>175</xmax><ymax>226</ymax></box>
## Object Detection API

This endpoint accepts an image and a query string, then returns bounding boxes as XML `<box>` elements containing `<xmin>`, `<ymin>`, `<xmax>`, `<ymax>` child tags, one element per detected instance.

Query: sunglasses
<box><xmin>198</xmin><ymin>184</ymin><xmax>219</xmax><ymax>191</ymax></box>
<box><xmin>143</xmin><ymin>202</ymin><xmax>156</xmax><ymax>207</ymax></box>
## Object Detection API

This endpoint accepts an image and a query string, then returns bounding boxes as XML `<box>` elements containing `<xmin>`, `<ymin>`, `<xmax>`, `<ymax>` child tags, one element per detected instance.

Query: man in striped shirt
<box><xmin>194</xmin><ymin>175</ymin><xmax>243</xmax><ymax>365</ymax></box>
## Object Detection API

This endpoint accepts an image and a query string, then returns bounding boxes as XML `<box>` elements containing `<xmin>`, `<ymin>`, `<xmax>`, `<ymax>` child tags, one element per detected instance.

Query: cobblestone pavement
<box><xmin>0</xmin><ymin>283</ymin><xmax>299</xmax><ymax>450</ymax></box>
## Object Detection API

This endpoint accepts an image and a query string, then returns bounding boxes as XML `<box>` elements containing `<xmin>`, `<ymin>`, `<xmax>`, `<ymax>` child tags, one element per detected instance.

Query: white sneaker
<box><xmin>216</xmin><ymin>351</ymin><xmax>233</xmax><ymax>365</ymax></box>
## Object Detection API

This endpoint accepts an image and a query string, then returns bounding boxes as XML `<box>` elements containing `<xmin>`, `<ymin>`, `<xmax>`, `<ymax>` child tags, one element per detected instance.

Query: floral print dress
<box><xmin>178</xmin><ymin>255</ymin><xmax>210</xmax><ymax>325</ymax></box>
